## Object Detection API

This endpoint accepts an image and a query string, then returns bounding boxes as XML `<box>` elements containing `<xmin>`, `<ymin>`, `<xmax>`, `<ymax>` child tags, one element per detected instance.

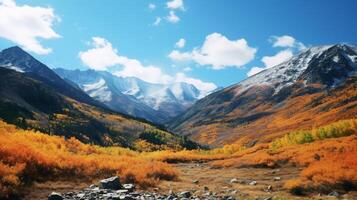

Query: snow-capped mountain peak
<box><xmin>54</xmin><ymin>68</ymin><xmax>206</xmax><ymax>123</ymax></box>
<box><xmin>238</xmin><ymin>44</ymin><xmax>357</xmax><ymax>94</ymax></box>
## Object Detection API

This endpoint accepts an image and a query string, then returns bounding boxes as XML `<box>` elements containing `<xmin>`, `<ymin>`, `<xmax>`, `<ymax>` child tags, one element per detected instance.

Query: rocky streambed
<box><xmin>48</xmin><ymin>176</ymin><xmax>236</xmax><ymax>200</ymax></box>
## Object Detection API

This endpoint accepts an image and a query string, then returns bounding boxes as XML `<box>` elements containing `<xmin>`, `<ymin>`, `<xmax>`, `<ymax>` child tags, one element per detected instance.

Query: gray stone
<box><xmin>249</xmin><ymin>181</ymin><xmax>257</xmax><ymax>185</ymax></box>
<box><xmin>328</xmin><ymin>191</ymin><xmax>339</xmax><ymax>197</ymax></box>
<box><xmin>123</xmin><ymin>183</ymin><xmax>135</xmax><ymax>192</ymax></box>
<box><xmin>48</xmin><ymin>192</ymin><xmax>63</xmax><ymax>200</ymax></box>
<box><xmin>99</xmin><ymin>176</ymin><xmax>121</xmax><ymax>190</ymax></box>
<box><xmin>273</xmin><ymin>176</ymin><xmax>281</xmax><ymax>181</ymax></box>
<box><xmin>180</xmin><ymin>191</ymin><xmax>191</xmax><ymax>198</ymax></box>
<box><xmin>230</xmin><ymin>178</ymin><xmax>238</xmax><ymax>183</ymax></box>
<box><xmin>193</xmin><ymin>180</ymin><xmax>199</xmax><ymax>184</ymax></box>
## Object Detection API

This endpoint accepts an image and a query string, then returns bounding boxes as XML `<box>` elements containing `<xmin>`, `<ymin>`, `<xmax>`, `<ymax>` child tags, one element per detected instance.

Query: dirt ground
<box><xmin>24</xmin><ymin>162</ymin><xmax>357</xmax><ymax>200</ymax></box>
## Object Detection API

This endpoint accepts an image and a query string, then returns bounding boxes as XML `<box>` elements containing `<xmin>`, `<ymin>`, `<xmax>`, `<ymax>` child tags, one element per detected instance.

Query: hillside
<box><xmin>0</xmin><ymin>47</ymin><xmax>199</xmax><ymax>150</ymax></box>
<box><xmin>168</xmin><ymin>44</ymin><xmax>357</xmax><ymax>146</ymax></box>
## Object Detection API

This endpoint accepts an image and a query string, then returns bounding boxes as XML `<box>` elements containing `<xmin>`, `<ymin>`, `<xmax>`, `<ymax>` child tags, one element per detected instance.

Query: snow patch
<box><xmin>83</xmin><ymin>79</ymin><xmax>112</xmax><ymax>102</ymax></box>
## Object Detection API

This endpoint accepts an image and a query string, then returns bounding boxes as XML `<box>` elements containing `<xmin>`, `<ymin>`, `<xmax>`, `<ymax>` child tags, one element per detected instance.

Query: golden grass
<box><xmin>0</xmin><ymin>121</ymin><xmax>177</xmax><ymax>199</ymax></box>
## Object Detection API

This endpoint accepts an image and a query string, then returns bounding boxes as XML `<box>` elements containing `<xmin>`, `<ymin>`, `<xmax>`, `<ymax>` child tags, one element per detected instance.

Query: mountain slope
<box><xmin>0</xmin><ymin>46</ymin><xmax>102</xmax><ymax>108</ymax></box>
<box><xmin>54</xmin><ymin>68</ymin><xmax>202</xmax><ymax>123</ymax></box>
<box><xmin>0</xmin><ymin>47</ymin><xmax>199</xmax><ymax>150</ymax></box>
<box><xmin>168</xmin><ymin>44</ymin><xmax>357</xmax><ymax>147</ymax></box>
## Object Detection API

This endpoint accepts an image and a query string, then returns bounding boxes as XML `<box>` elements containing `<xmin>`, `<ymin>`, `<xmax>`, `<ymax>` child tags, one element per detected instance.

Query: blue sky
<box><xmin>0</xmin><ymin>0</ymin><xmax>356</xmax><ymax>91</ymax></box>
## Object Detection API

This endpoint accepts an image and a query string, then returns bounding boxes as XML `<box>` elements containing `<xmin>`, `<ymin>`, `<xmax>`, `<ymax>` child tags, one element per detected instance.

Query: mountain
<box><xmin>0</xmin><ymin>46</ymin><xmax>199</xmax><ymax>150</ymax></box>
<box><xmin>168</xmin><ymin>44</ymin><xmax>357</xmax><ymax>147</ymax></box>
<box><xmin>54</xmin><ymin>68</ymin><xmax>202</xmax><ymax>123</ymax></box>
<box><xmin>0</xmin><ymin>46</ymin><xmax>102</xmax><ymax>108</ymax></box>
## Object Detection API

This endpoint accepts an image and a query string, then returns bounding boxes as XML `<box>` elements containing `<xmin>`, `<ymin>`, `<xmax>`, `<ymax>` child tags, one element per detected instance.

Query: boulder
<box><xmin>123</xmin><ymin>183</ymin><xmax>135</xmax><ymax>192</ymax></box>
<box><xmin>99</xmin><ymin>176</ymin><xmax>121</xmax><ymax>190</ymax></box>
<box><xmin>48</xmin><ymin>192</ymin><xmax>63</xmax><ymax>200</ymax></box>
<box><xmin>180</xmin><ymin>191</ymin><xmax>192</xmax><ymax>198</ymax></box>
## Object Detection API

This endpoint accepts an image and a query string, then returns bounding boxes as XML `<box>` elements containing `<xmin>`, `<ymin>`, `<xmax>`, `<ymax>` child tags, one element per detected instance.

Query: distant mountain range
<box><xmin>0</xmin><ymin>46</ymin><xmax>199</xmax><ymax>150</ymax></box>
<box><xmin>54</xmin><ymin>68</ymin><xmax>203</xmax><ymax>123</ymax></box>
<box><xmin>168</xmin><ymin>44</ymin><xmax>357</xmax><ymax>147</ymax></box>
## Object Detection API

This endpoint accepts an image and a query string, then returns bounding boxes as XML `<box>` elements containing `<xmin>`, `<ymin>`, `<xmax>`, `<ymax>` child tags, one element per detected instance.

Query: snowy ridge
<box><xmin>238</xmin><ymin>45</ymin><xmax>332</xmax><ymax>94</ymax></box>
<box><xmin>83</xmin><ymin>78</ymin><xmax>112</xmax><ymax>102</ymax></box>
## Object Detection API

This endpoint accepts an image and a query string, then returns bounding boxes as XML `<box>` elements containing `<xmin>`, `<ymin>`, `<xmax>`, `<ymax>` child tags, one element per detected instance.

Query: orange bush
<box><xmin>0</xmin><ymin>121</ymin><xmax>177</xmax><ymax>198</ymax></box>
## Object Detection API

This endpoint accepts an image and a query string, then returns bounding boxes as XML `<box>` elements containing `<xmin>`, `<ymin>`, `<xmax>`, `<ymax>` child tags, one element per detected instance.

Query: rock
<box><xmin>263</xmin><ymin>197</ymin><xmax>273</xmax><ymax>200</ymax></box>
<box><xmin>123</xmin><ymin>183</ymin><xmax>135</xmax><ymax>192</ymax></box>
<box><xmin>249</xmin><ymin>181</ymin><xmax>257</xmax><ymax>185</ymax></box>
<box><xmin>180</xmin><ymin>191</ymin><xmax>191</xmax><ymax>198</ymax></box>
<box><xmin>273</xmin><ymin>177</ymin><xmax>281</xmax><ymax>181</ymax></box>
<box><xmin>193</xmin><ymin>180</ymin><xmax>199</xmax><ymax>184</ymax></box>
<box><xmin>266</xmin><ymin>185</ymin><xmax>273</xmax><ymax>192</ymax></box>
<box><xmin>328</xmin><ymin>191</ymin><xmax>339</xmax><ymax>197</ymax></box>
<box><xmin>76</xmin><ymin>193</ymin><xmax>85</xmax><ymax>198</ymax></box>
<box><xmin>230</xmin><ymin>178</ymin><xmax>238</xmax><ymax>183</ymax></box>
<box><xmin>203</xmin><ymin>186</ymin><xmax>209</xmax><ymax>191</ymax></box>
<box><xmin>99</xmin><ymin>176</ymin><xmax>121</xmax><ymax>190</ymax></box>
<box><xmin>48</xmin><ymin>192</ymin><xmax>63</xmax><ymax>200</ymax></box>
<box><xmin>271</xmin><ymin>169</ymin><xmax>280</xmax><ymax>174</ymax></box>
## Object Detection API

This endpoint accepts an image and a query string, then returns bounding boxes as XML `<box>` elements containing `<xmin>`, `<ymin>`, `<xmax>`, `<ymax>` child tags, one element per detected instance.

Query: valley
<box><xmin>0</xmin><ymin>36</ymin><xmax>356</xmax><ymax>200</ymax></box>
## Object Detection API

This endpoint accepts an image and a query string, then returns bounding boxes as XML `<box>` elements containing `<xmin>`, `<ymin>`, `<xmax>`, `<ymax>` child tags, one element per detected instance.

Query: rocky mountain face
<box><xmin>0</xmin><ymin>46</ymin><xmax>199</xmax><ymax>149</ymax></box>
<box><xmin>168</xmin><ymin>44</ymin><xmax>357</xmax><ymax>147</ymax></box>
<box><xmin>54</xmin><ymin>68</ymin><xmax>202</xmax><ymax>123</ymax></box>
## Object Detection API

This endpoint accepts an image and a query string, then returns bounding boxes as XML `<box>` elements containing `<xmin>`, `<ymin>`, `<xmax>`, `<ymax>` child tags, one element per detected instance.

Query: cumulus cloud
<box><xmin>79</xmin><ymin>37</ymin><xmax>216</xmax><ymax>93</ymax></box>
<box><xmin>262</xmin><ymin>49</ymin><xmax>293</xmax><ymax>68</ymax></box>
<box><xmin>169</xmin><ymin>33</ymin><xmax>257</xmax><ymax>70</ymax></box>
<box><xmin>0</xmin><ymin>0</ymin><xmax>60</xmax><ymax>54</ymax></box>
<box><xmin>166</xmin><ymin>11</ymin><xmax>180</xmax><ymax>23</ymax></box>
<box><xmin>79</xmin><ymin>37</ymin><xmax>171</xmax><ymax>84</ymax></box>
<box><xmin>148</xmin><ymin>3</ymin><xmax>156</xmax><ymax>10</ymax></box>
<box><xmin>153</xmin><ymin>17</ymin><xmax>162</xmax><ymax>26</ymax></box>
<box><xmin>247</xmin><ymin>49</ymin><xmax>294</xmax><ymax>77</ymax></box>
<box><xmin>270</xmin><ymin>35</ymin><xmax>306</xmax><ymax>50</ymax></box>
<box><xmin>247</xmin><ymin>35</ymin><xmax>307</xmax><ymax>77</ymax></box>
<box><xmin>167</xmin><ymin>0</ymin><xmax>184</xmax><ymax>10</ymax></box>
<box><xmin>175</xmin><ymin>38</ymin><xmax>186</xmax><ymax>48</ymax></box>
<box><xmin>246</xmin><ymin>66</ymin><xmax>265</xmax><ymax>77</ymax></box>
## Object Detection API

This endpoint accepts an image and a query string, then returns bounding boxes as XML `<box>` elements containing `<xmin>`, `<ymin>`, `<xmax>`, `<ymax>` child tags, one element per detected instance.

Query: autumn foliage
<box><xmin>211</xmin><ymin>119</ymin><xmax>357</xmax><ymax>193</ymax></box>
<box><xmin>0</xmin><ymin>121</ymin><xmax>177</xmax><ymax>199</ymax></box>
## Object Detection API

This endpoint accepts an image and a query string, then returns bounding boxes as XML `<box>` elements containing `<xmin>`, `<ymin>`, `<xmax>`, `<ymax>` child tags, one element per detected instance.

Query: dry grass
<box><xmin>0</xmin><ymin>121</ymin><xmax>177</xmax><ymax>199</ymax></box>
<box><xmin>210</xmin><ymin>120</ymin><xmax>357</xmax><ymax>193</ymax></box>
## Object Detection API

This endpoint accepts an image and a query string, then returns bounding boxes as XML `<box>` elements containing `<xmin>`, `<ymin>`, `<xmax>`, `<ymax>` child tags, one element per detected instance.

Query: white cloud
<box><xmin>79</xmin><ymin>37</ymin><xmax>171</xmax><ymax>84</ymax></box>
<box><xmin>175</xmin><ymin>73</ymin><xmax>216</xmax><ymax>96</ymax></box>
<box><xmin>262</xmin><ymin>49</ymin><xmax>293</xmax><ymax>68</ymax></box>
<box><xmin>247</xmin><ymin>66</ymin><xmax>265</xmax><ymax>77</ymax></box>
<box><xmin>169</xmin><ymin>33</ymin><xmax>257</xmax><ymax>70</ymax></box>
<box><xmin>80</xmin><ymin>37</ymin><xmax>216</xmax><ymax>93</ymax></box>
<box><xmin>183</xmin><ymin>66</ymin><xmax>192</xmax><ymax>72</ymax></box>
<box><xmin>166</xmin><ymin>11</ymin><xmax>180</xmax><ymax>23</ymax></box>
<box><xmin>0</xmin><ymin>0</ymin><xmax>60</xmax><ymax>54</ymax></box>
<box><xmin>148</xmin><ymin>3</ymin><xmax>156</xmax><ymax>10</ymax></box>
<box><xmin>247</xmin><ymin>49</ymin><xmax>293</xmax><ymax>77</ymax></box>
<box><xmin>175</xmin><ymin>38</ymin><xmax>186</xmax><ymax>48</ymax></box>
<box><xmin>270</xmin><ymin>35</ymin><xmax>306</xmax><ymax>50</ymax></box>
<box><xmin>79</xmin><ymin>37</ymin><xmax>121</xmax><ymax>71</ymax></box>
<box><xmin>167</xmin><ymin>0</ymin><xmax>184</xmax><ymax>10</ymax></box>
<box><xmin>153</xmin><ymin>17</ymin><xmax>162</xmax><ymax>26</ymax></box>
